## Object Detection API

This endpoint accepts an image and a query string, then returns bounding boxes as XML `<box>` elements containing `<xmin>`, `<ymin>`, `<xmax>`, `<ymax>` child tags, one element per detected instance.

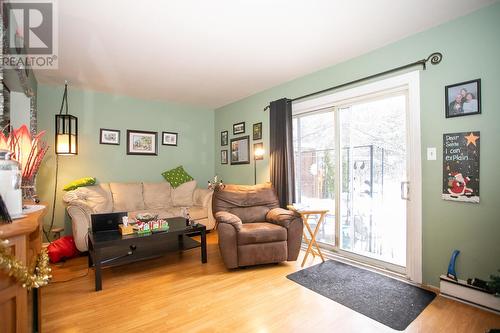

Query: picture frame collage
<box><xmin>99</xmin><ymin>128</ymin><xmax>178</xmax><ymax>156</ymax></box>
<box><xmin>220</xmin><ymin>121</ymin><xmax>263</xmax><ymax>165</ymax></box>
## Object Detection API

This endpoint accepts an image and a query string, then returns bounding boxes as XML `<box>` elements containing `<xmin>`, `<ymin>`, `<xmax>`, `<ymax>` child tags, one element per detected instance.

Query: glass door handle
<box><xmin>401</xmin><ymin>181</ymin><xmax>410</xmax><ymax>200</ymax></box>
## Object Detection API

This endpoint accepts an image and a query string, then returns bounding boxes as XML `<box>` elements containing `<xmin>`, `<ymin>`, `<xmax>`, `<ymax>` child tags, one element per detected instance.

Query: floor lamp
<box><xmin>46</xmin><ymin>81</ymin><xmax>78</xmax><ymax>241</ymax></box>
<box><xmin>254</xmin><ymin>143</ymin><xmax>264</xmax><ymax>185</ymax></box>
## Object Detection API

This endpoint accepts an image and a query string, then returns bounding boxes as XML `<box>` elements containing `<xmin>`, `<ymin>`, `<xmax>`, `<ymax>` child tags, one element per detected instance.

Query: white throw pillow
<box><xmin>109</xmin><ymin>183</ymin><xmax>145</xmax><ymax>212</ymax></box>
<box><xmin>171</xmin><ymin>180</ymin><xmax>197</xmax><ymax>207</ymax></box>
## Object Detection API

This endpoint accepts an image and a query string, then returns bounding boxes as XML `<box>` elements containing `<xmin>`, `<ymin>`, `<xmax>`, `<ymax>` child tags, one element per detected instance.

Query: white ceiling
<box><xmin>34</xmin><ymin>0</ymin><xmax>493</xmax><ymax>108</ymax></box>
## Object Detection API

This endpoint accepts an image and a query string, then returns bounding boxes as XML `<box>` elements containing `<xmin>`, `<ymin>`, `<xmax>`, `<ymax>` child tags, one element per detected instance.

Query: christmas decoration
<box><xmin>0</xmin><ymin>238</ymin><xmax>52</xmax><ymax>290</ymax></box>
<box><xmin>208</xmin><ymin>175</ymin><xmax>225</xmax><ymax>191</ymax></box>
<box><xmin>442</xmin><ymin>131</ymin><xmax>480</xmax><ymax>203</ymax></box>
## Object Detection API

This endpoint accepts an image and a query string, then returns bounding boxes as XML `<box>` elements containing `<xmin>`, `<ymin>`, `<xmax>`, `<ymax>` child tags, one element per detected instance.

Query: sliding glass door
<box><xmin>338</xmin><ymin>94</ymin><xmax>407</xmax><ymax>269</ymax></box>
<box><xmin>293</xmin><ymin>110</ymin><xmax>336</xmax><ymax>245</ymax></box>
<box><xmin>293</xmin><ymin>89</ymin><xmax>411</xmax><ymax>273</ymax></box>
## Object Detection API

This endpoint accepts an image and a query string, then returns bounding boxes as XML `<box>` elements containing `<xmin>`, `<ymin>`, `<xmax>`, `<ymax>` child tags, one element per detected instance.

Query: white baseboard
<box><xmin>440</xmin><ymin>275</ymin><xmax>500</xmax><ymax>314</ymax></box>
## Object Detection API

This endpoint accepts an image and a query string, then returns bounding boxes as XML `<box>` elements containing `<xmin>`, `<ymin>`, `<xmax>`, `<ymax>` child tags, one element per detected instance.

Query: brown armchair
<box><xmin>212</xmin><ymin>183</ymin><xmax>303</xmax><ymax>268</ymax></box>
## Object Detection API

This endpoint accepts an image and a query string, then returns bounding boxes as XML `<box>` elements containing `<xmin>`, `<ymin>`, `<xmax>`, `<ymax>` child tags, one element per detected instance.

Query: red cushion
<box><xmin>47</xmin><ymin>236</ymin><xmax>80</xmax><ymax>263</ymax></box>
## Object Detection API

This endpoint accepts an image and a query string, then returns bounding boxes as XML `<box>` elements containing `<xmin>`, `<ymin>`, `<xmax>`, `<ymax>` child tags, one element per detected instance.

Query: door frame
<box><xmin>292</xmin><ymin>71</ymin><xmax>422</xmax><ymax>283</ymax></box>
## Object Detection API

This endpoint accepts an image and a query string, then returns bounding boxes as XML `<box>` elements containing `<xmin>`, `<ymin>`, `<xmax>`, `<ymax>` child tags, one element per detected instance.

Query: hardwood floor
<box><xmin>42</xmin><ymin>232</ymin><xmax>500</xmax><ymax>333</ymax></box>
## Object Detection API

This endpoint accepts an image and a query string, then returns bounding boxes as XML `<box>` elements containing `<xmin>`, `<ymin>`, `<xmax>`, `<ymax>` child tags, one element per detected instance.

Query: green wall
<box><xmin>214</xmin><ymin>4</ymin><xmax>500</xmax><ymax>286</ymax></box>
<box><xmin>37</xmin><ymin>85</ymin><xmax>214</xmax><ymax>234</ymax></box>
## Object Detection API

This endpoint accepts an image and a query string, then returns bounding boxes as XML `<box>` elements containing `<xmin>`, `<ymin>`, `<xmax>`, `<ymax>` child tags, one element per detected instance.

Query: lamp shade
<box><xmin>254</xmin><ymin>143</ymin><xmax>264</xmax><ymax>160</ymax></box>
<box><xmin>55</xmin><ymin>114</ymin><xmax>78</xmax><ymax>155</ymax></box>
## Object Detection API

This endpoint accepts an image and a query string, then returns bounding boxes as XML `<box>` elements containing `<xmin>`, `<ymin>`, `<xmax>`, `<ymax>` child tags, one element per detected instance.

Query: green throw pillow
<box><xmin>63</xmin><ymin>177</ymin><xmax>96</xmax><ymax>191</ymax></box>
<box><xmin>162</xmin><ymin>166</ymin><xmax>193</xmax><ymax>188</ymax></box>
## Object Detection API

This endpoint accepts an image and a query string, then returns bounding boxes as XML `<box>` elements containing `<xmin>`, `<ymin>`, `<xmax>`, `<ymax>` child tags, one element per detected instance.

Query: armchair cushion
<box><xmin>237</xmin><ymin>222</ymin><xmax>287</xmax><ymax>245</ymax></box>
<box><xmin>215</xmin><ymin>211</ymin><xmax>242</xmax><ymax>231</ymax></box>
<box><xmin>212</xmin><ymin>183</ymin><xmax>280</xmax><ymax>222</ymax></box>
<box><xmin>266</xmin><ymin>208</ymin><xmax>301</xmax><ymax>229</ymax></box>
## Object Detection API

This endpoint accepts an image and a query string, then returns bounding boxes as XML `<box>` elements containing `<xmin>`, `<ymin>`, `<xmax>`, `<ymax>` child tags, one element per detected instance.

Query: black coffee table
<box><xmin>88</xmin><ymin>217</ymin><xmax>206</xmax><ymax>291</ymax></box>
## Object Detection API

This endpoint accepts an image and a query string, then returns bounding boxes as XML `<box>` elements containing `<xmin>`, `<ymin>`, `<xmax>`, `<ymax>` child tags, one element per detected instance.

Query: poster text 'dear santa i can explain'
<box><xmin>442</xmin><ymin>132</ymin><xmax>480</xmax><ymax>203</ymax></box>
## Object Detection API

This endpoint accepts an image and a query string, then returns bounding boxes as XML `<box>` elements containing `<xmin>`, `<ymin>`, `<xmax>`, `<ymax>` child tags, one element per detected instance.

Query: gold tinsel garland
<box><xmin>0</xmin><ymin>239</ymin><xmax>52</xmax><ymax>290</ymax></box>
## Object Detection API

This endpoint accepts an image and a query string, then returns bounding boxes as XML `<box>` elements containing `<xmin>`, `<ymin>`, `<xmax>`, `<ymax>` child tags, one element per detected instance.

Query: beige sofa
<box><xmin>62</xmin><ymin>181</ymin><xmax>214</xmax><ymax>252</ymax></box>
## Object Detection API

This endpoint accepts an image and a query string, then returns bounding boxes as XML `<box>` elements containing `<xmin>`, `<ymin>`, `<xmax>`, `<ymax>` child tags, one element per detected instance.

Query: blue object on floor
<box><xmin>447</xmin><ymin>249</ymin><xmax>460</xmax><ymax>281</ymax></box>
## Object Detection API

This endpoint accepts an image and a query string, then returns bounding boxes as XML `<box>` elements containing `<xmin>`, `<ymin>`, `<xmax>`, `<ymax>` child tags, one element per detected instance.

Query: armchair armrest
<box><xmin>266</xmin><ymin>208</ymin><xmax>301</xmax><ymax>229</ymax></box>
<box><xmin>267</xmin><ymin>208</ymin><xmax>303</xmax><ymax>261</ymax></box>
<box><xmin>214</xmin><ymin>211</ymin><xmax>242</xmax><ymax>231</ymax></box>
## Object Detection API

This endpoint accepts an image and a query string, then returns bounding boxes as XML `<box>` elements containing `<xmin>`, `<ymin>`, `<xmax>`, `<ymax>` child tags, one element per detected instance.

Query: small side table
<box><xmin>288</xmin><ymin>205</ymin><xmax>328</xmax><ymax>267</ymax></box>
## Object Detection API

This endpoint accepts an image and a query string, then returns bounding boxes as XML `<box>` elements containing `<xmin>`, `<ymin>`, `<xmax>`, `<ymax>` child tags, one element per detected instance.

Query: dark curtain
<box><xmin>269</xmin><ymin>98</ymin><xmax>295</xmax><ymax>208</ymax></box>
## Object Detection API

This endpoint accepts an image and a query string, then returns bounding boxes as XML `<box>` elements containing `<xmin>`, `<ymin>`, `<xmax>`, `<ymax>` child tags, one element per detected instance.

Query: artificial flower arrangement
<box><xmin>0</xmin><ymin>125</ymin><xmax>48</xmax><ymax>199</ymax></box>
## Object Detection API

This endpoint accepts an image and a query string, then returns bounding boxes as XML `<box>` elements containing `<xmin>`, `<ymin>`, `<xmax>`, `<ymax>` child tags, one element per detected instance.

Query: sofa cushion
<box><xmin>161</xmin><ymin>166</ymin><xmax>194</xmax><ymax>188</ymax></box>
<box><xmin>237</xmin><ymin>222</ymin><xmax>287</xmax><ymax>245</ymax></box>
<box><xmin>143</xmin><ymin>182</ymin><xmax>173</xmax><ymax>209</ymax></box>
<box><xmin>171</xmin><ymin>180</ymin><xmax>197</xmax><ymax>206</ymax></box>
<box><xmin>109</xmin><ymin>183</ymin><xmax>144</xmax><ymax>212</ymax></box>
<box><xmin>67</xmin><ymin>184</ymin><xmax>113</xmax><ymax>213</ymax></box>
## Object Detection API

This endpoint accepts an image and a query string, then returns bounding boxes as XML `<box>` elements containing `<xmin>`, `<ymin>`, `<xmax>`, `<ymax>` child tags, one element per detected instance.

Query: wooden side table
<box><xmin>288</xmin><ymin>205</ymin><xmax>328</xmax><ymax>267</ymax></box>
<box><xmin>0</xmin><ymin>206</ymin><xmax>46</xmax><ymax>333</ymax></box>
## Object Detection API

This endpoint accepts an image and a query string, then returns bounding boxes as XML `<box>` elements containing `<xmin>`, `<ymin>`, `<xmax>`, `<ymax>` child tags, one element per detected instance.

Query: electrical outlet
<box><xmin>427</xmin><ymin>147</ymin><xmax>437</xmax><ymax>161</ymax></box>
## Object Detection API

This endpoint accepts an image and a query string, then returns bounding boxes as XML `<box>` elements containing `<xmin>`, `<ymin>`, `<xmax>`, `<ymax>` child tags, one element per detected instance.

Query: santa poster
<box><xmin>442</xmin><ymin>131</ymin><xmax>480</xmax><ymax>203</ymax></box>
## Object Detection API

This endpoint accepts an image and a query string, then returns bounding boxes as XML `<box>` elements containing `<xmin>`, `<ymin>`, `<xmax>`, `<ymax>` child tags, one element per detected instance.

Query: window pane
<box><xmin>293</xmin><ymin>110</ymin><xmax>335</xmax><ymax>245</ymax></box>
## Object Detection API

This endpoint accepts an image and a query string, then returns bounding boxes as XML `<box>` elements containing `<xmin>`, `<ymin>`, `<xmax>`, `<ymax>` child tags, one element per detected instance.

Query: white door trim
<box><xmin>405</xmin><ymin>71</ymin><xmax>422</xmax><ymax>284</ymax></box>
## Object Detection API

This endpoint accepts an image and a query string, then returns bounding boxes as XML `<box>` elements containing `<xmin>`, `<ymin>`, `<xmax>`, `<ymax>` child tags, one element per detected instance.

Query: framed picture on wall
<box><xmin>221</xmin><ymin>150</ymin><xmax>228</xmax><ymax>164</ymax></box>
<box><xmin>442</xmin><ymin>131</ymin><xmax>480</xmax><ymax>203</ymax></box>
<box><xmin>445</xmin><ymin>79</ymin><xmax>481</xmax><ymax>118</ymax></box>
<box><xmin>162</xmin><ymin>132</ymin><xmax>178</xmax><ymax>146</ymax></box>
<box><xmin>253</xmin><ymin>122</ymin><xmax>262</xmax><ymax>140</ymax></box>
<box><xmin>126</xmin><ymin>130</ymin><xmax>158</xmax><ymax>155</ymax></box>
<box><xmin>221</xmin><ymin>130</ymin><xmax>228</xmax><ymax>146</ymax></box>
<box><xmin>233</xmin><ymin>122</ymin><xmax>245</xmax><ymax>135</ymax></box>
<box><xmin>99</xmin><ymin>128</ymin><xmax>120</xmax><ymax>145</ymax></box>
<box><xmin>230</xmin><ymin>135</ymin><xmax>250</xmax><ymax>165</ymax></box>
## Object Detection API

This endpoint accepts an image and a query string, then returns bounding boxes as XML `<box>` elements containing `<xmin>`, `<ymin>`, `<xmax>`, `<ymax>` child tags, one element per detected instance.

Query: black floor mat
<box><xmin>287</xmin><ymin>260</ymin><xmax>436</xmax><ymax>331</ymax></box>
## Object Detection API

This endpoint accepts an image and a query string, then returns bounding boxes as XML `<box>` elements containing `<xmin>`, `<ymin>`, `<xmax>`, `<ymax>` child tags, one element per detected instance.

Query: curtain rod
<box><xmin>263</xmin><ymin>52</ymin><xmax>443</xmax><ymax>111</ymax></box>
